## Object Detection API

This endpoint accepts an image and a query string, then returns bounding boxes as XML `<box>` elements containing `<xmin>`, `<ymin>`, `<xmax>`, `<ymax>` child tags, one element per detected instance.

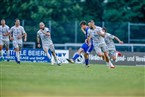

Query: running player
<box><xmin>37</xmin><ymin>22</ymin><xmax>61</xmax><ymax>66</ymax></box>
<box><xmin>87</xmin><ymin>20</ymin><xmax>115</xmax><ymax>68</ymax></box>
<box><xmin>67</xmin><ymin>20</ymin><xmax>93</xmax><ymax>67</ymax></box>
<box><xmin>0</xmin><ymin>19</ymin><xmax>10</xmax><ymax>61</ymax></box>
<box><xmin>102</xmin><ymin>27</ymin><xmax>123</xmax><ymax>61</ymax></box>
<box><xmin>9</xmin><ymin>19</ymin><xmax>27</xmax><ymax>64</ymax></box>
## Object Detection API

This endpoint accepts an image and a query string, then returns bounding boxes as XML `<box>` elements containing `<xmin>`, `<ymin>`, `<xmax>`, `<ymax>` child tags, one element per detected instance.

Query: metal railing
<box><xmin>9</xmin><ymin>42</ymin><xmax>36</xmax><ymax>49</ymax></box>
<box><xmin>54</xmin><ymin>43</ymin><xmax>145</xmax><ymax>52</ymax></box>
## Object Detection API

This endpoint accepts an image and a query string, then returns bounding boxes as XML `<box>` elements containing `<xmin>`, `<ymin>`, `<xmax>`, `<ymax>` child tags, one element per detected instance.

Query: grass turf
<box><xmin>0</xmin><ymin>61</ymin><xmax>144</xmax><ymax>97</ymax></box>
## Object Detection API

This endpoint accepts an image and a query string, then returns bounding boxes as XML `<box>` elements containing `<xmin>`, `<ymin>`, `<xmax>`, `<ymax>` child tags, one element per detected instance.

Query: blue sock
<box><xmin>72</xmin><ymin>53</ymin><xmax>79</xmax><ymax>61</ymax></box>
<box><xmin>85</xmin><ymin>59</ymin><xmax>89</xmax><ymax>66</ymax></box>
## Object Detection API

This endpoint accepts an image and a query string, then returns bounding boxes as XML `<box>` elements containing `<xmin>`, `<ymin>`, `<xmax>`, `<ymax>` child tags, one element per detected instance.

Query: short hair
<box><xmin>15</xmin><ymin>18</ymin><xmax>20</xmax><ymax>22</ymax></box>
<box><xmin>39</xmin><ymin>22</ymin><xmax>45</xmax><ymax>26</ymax></box>
<box><xmin>1</xmin><ymin>19</ymin><xmax>5</xmax><ymax>21</ymax></box>
<box><xmin>79</xmin><ymin>20</ymin><xmax>86</xmax><ymax>26</ymax></box>
<box><xmin>88</xmin><ymin>20</ymin><xmax>94</xmax><ymax>23</ymax></box>
<box><xmin>102</xmin><ymin>27</ymin><xmax>107</xmax><ymax>32</ymax></box>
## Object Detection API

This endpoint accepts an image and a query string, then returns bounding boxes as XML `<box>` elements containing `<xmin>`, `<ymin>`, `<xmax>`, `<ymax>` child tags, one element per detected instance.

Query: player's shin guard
<box><xmin>16</xmin><ymin>52</ymin><xmax>20</xmax><ymax>62</ymax></box>
<box><xmin>46</xmin><ymin>52</ymin><xmax>51</xmax><ymax>59</ymax></box>
<box><xmin>0</xmin><ymin>50</ymin><xmax>3</xmax><ymax>57</ymax></box>
<box><xmin>6</xmin><ymin>50</ymin><xmax>10</xmax><ymax>58</ymax></box>
<box><xmin>72</xmin><ymin>53</ymin><xmax>79</xmax><ymax>61</ymax></box>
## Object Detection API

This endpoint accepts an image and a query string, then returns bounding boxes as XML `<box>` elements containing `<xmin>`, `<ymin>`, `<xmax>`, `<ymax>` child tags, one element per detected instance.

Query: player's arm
<box><xmin>41</xmin><ymin>28</ymin><xmax>50</xmax><ymax>36</ymax></box>
<box><xmin>87</xmin><ymin>30</ymin><xmax>92</xmax><ymax>46</ymax></box>
<box><xmin>3</xmin><ymin>26</ymin><xmax>10</xmax><ymax>36</ymax></box>
<box><xmin>9</xmin><ymin>28</ymin><xmax>14</xmax><ymax>40</ymax></box>
<box><xmin>114</xmin><ymin>36</ymin><xmax>123</xmax><ymax>44</ymax></box>
<box><xmin>97</xmin><ymin>28</ymin><xmax>105</xmax><ymax>37</ymax></box>
<box><xmin>81</xmin><ymin>27</ymin><xmax>86</xmax><ymax>35</ymax></box>
<box><xmin>37</xmin><ymin>32</ymin><xmax>41</xmax><ymax>48</ymax></box>
<box><xmin>23</xmin><ymin>33</ymin><xmax>27</xmax><ymax>42</ymax></box>
<box><xmin>98</xmin><ymin>30</ymin><xmax>105</xmax><ymax>37</ymax></box>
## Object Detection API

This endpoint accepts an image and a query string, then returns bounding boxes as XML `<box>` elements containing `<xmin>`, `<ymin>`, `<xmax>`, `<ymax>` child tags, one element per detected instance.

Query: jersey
<box><xmin>0</xmin><ymin>26</ymin><xmax>2</xmax><ymax>41</ymax></box>
<box><xmin>104</xmin><ymin>33</ymin><xmax>116</xmax><ymax>50</ymax></box>
<box><xmin>9</xmin><ymin>26</ymin><xmax>26</xmax><ymax>44</ymax></box>
<box><xmin>37</xmin><ymin>27</ymin><xmax>53</xmax><ymax>45</ymax></box>
<box><xmin>88</xmin><ymin>26</ymin><xmax>105</xmax><ymax>46</ymax></box>
<box><xmin>0</xmin><ymin>25</ymin><xmax>9</xmax><ymax>41</ymax></box>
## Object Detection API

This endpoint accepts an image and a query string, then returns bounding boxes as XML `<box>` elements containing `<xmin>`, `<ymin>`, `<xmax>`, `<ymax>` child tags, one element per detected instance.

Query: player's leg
<box><xmin>115</xmin><ymin>51</ymin><xmax>122</xmax><ymax>62</ymax></box>
<box><xmin>84</xmin><ymin>43</ymin><xmax>93</xmax><ymax>67</ymax></box>
<box><xmin>43</xmin><ymin>46</ymin><xmax>51</xmax><ymax>59</ymax></box>
<box><xmin>42</xmin><ymin>46</ymin><xmax>54</xmax><ymax>64</ymax></box>
<box><xmin>102</xmin><ymin>46</ymin><xmax>115</xmax><ymax>68</ymax></box>
<box><xmin>4</xmin><ymin>41</ymin><xmax>10</xmax><ymax>61</ymax></box>
<box><xmin>84</xmin><ymin>53</ymin><xmax>89</xmax><ymax>67</ymax></box>
<box><xmin>13</xmin><ymin>41</ymin><xmax>20</xmax><ymax>64</ymax></box>
<box><xmin>49</xmin><ymin>44</ymin><xmax>61</xmax><ymax>66</ymax></box>
<box><xmin>0</xmin><ymin>44</ymin><xmax>4</xmax><ymax>61</ymax></box>
<box><xmin>0</xmin><ymin>40</ymin><xmax>4</xmax><ymax>61</ymax></box>
<box><xmin>67</xmin><ymin>43</ymin><xmax>86</xmax><ymax>63</ymax></box>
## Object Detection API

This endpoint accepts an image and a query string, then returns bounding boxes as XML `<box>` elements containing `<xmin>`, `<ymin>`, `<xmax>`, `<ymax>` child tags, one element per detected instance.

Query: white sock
<box><xmin>46</xmin><ymin>52</ymin><xmax>51</xmax><ymax>59</ymax></box>
<box><xmin>16</xmin><ymin>52</ymin><xmax>20</xmax><ymax>61</ymax></box>
<box><xmin>0</xmin><ymin>50</ymin><xmax>3</xmax><ymax>57</ymax></box>
<box><xmin>109</xmin><ymin>60</ymin><xmax>114</xmax><ymax>67</ymax></box>
<box><xmin>6</xmin><ymin>50</ymin><xmax>10</xmax><ymax>58</ymax></box>
<box><xmin>115</xmin><ymin>52</ymin><xmax>118</xmax><ymax>62</ymax></box>
<box><xmin>53</xmin><ymin>55</ymin><xmax>59</xmax><ymax>64</ymax></box>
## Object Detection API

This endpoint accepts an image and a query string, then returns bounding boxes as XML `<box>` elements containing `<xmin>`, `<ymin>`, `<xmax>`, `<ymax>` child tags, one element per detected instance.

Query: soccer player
<box><xmin>67</xmin><ymin>20</ymin><xmax>93</xmax><ymax>67</ymax></box>
<box><xmin>102</xmin><ymin>27</ymin><xmax>123</xmax><ymax>61</ymax></box>
<box><xmin>87</xmin><ymin>20</ymin><xmax>115</xmax><ymax>68</ymax></box>
<box><xmin>0</xmin><ymin>19</ymin><xmax>10</xmax><ymax>61</ymax></box>
<box><xmin>9</xmin><ymin>19</ymin><xmax>27</xmax><ymax>64</ymax></box>
<box><xmin>37</xmin><ymin>22</ymin><xmax>61</xmax><ymax>66</ymax></box>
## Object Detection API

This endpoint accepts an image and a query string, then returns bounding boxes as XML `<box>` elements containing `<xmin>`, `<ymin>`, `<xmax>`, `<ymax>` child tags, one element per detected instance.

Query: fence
<box><xmin>5</xmin><ymin>20</ymin><xmax>145</xmax><ymax>44</ymax></box>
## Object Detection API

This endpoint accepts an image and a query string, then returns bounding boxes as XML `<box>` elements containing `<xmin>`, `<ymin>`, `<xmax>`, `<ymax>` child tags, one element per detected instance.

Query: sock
<box><xmin>0</xmin><ymin>50</ymin><xmax>3</xmax><ymax>57</ymax></box>
<box><xmin>46</xmin><ymin>52</ymin><xmax>51</xmax><ymax>59</ymax></box>
<box><xmin>109</xmin><ymin>60</ymin><xmax>114</xmax><ymax>67</ymax></box>
<box><xmin>16</xmin><ymin>52</ymin><xmax>20</xmax><ymax>61</ymax></box>
<box><xmin>51</xmin><ymin>56</ymin><xmax>55</xmax><ymax>64</ymax></box>
<box><xmin>53</xmin><ymin>54</ymin><xmax>58</xmax><ymax>63</ymax></box>
<box><xmin>72</xmin><ymin>53</ymin><xmax>79</xmax><ymax>61</ymax></box>
<box><xmin>85</xmin><ymin>59</ymin><xmax>89</xmax><ymax>66</ymax></box>
<box><xmin>6</xmin><ymin>50</ymin><xmax>10</xmax><ymax>58</ymax></box>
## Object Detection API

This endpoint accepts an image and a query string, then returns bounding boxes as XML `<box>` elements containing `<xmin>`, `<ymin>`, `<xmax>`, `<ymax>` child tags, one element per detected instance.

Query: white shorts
<box><xmin>13</xmin><ymin>41</ymin><xmax>23</xmax><ymax>50</ymax></box>
<box><xmin>94</xmin><ymin>43</ymin><xmax>108</xmax><ymax>55</ymax></box>
<box><xmin>0</xmin><ymin>40</ymin><xmax>9</xmax><ymax>49</ymax></box>
<box><xmin>42</xmin><ymin>43</ymin><xmax>55</xmax><ymax>53</ymax></box>
<box><xmin>108</xmin><ymin>50</ymin><xmax>116</xmax><ymax>58</ymax></box>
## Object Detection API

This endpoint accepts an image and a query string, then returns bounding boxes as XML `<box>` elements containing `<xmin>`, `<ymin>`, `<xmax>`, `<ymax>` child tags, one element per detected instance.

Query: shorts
<box><xmin>81</xmin><ymin>43</ymin><xmax>93</xmax><ymax>53</ymax></box>
<box><xmin>42</xmin><ymin>43</ymin><xmax>55</xmax><ymax>53</ymax></box>
<box><xmin>13</xmin><ymin>41</ymin><xmax>23</xmax><ymax>50</ymax></box>
<box><xmin>108</xmin><ymin>50</ymin><xmax>116</xmax><ymax>58</ymax></box>
<box><xmin>0</xmin><ymin>40</ymin><xmax>9</xmax><ymax>49</ymax></box>
<box><xmin>94</xmin><ymin>43</ymin><xmax>108</xmax><ymax>55</ymax></box>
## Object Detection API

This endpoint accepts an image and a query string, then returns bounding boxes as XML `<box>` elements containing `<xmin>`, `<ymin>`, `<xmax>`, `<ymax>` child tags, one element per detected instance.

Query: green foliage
<box><xmin>0</xmin><ymin>0</ymin><xmax>144</xmax><ymax>43</ymax></box>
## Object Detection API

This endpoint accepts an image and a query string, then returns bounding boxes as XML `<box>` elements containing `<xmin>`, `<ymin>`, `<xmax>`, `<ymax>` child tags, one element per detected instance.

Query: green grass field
<box><xmin>0</xmin><ymin>62</ymin><xmax>144</xmax><ymax>97</ymax></box>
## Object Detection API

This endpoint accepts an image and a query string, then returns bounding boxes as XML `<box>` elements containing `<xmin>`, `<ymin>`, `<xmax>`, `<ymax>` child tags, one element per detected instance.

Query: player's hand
<box><xmin>37</xmin><ymin>44</ymin><xmax>41</xmax><ymax>48</ymax></box>
<box><xmin>24</xmin><ymin>38</ymin><xmax>27</xmax><ymax>42</ymax></box>
<box><xmin>85</xmin><ymin>39</ymin><xmax>88</xmax><ymax>44</ymax></box>
<box><xmin>119</xmin><ymin>41</ymin><xmax>123</xmax><ymax>44</ymax></box>
<box><xmin>10</xmin><ymin>37</ymin><xmax>14</xmax><ymax>40</ymax></box>
<box><xmin>17</xmin><ymin>35</ymin><xmax>22</xmax><ymax>39</ymax></box>
<box><xmin>3</xmin><ymin>33</ymin><xmax>7</xmax><ymax>36</ymax></box>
